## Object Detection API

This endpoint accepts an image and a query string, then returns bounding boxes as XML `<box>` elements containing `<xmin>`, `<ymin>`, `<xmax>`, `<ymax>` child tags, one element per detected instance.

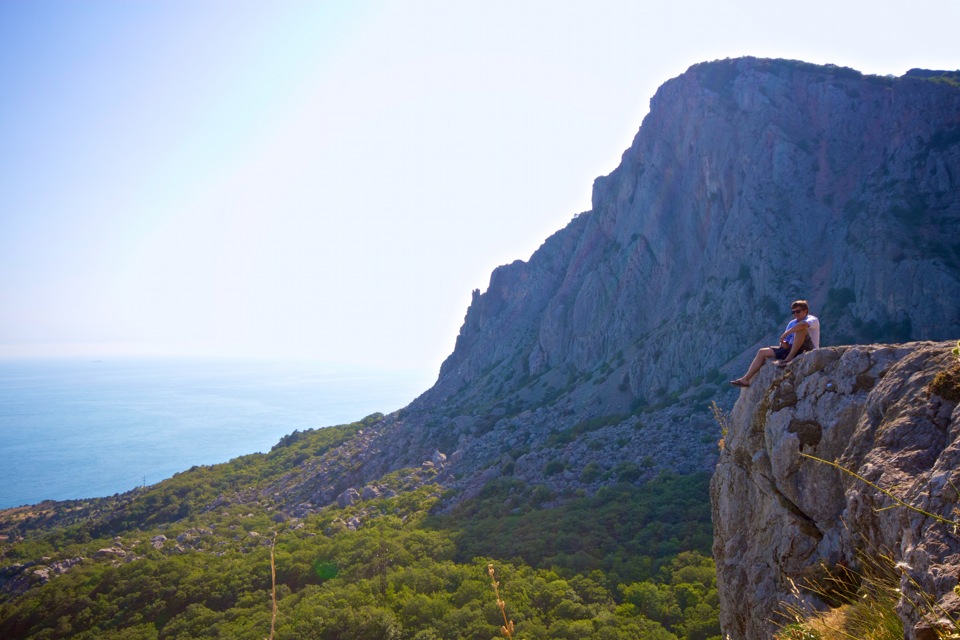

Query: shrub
<box><xmin>544</xmin><ymin>459</ymin><xmax>567</xmax><ymax>476</ymax></box>
<box><xmin>930</xmin><ymin>364</ymin><xmax>960</xmax><ymax>402</ymax></box>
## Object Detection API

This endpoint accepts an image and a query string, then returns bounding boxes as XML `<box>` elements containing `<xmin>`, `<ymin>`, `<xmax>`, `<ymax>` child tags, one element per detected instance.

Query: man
<box><xmin>730</xmin><ymin>300</ymin><xmax>820</xmax><ymax>388</ymax></box>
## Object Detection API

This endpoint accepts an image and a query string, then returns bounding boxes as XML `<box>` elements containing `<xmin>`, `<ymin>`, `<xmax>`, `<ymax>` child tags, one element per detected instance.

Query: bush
<box><xmin>930</xmin><ymin>364</ymin><xmax>960</xmax><ymax>402</ymax></box>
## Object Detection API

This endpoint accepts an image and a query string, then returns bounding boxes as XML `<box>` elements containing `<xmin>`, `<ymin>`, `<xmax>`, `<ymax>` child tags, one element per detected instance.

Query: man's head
<box><xmin>791</xmin><ymin>300</ymin><xmax>809</xmax><ymax>318</ymax></box>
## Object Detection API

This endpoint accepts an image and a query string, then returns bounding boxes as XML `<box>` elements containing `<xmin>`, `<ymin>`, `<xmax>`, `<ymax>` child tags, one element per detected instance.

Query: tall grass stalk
<box><xmin>799</xmin><ymin>453</ymin><xmax>959</xmax><ymax>529</ymax></box>
<box><xmin>268</xmin><ymin>532</ymin><xmax>278</xmax><ymax>640</ymax></box>
<box><xmin>710</xmin><ymin>401</ymin><xmax>730</xmax><ymax>451</ymax></box>
<box><xmin>488</xmin><ymin>564</ymin><xmax>515</xmax><ymax>639</ymax></box>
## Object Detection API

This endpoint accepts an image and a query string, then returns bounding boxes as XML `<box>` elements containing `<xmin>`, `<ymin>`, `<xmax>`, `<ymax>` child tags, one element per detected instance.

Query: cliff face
<box><xmin>711</xmin><ymin>341</ymin><xmax>960</xmax><ymax>640</ymax></box>
<box><xmin>428</xmin><ymin>58</ymin><xmax>960</xmax><ymax>410</ymax></box>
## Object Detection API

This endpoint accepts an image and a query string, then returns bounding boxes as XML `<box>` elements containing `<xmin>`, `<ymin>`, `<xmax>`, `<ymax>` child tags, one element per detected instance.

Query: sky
<box><xmin>1</xmin><ymin>1</ymin><xmax>957</xmax><ymax>373</ymax></box>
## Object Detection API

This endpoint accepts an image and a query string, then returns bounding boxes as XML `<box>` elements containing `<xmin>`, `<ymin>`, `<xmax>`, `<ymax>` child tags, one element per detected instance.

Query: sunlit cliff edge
<box><xmin>712</xmin><ymin>341</ymin><xmax>960</xmax><ymax>640</ymax></box>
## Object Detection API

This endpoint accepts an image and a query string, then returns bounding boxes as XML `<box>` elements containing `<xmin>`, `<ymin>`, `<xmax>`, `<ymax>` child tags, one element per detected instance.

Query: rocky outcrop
<box><xmin>711</xmin><ymin>341</ymin><xmax>960</xmax><ymax>639</ymax></box>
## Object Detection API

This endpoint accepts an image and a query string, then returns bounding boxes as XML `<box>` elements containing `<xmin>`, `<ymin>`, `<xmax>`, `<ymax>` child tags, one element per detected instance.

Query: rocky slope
<box><xmin>712</xmin><ymin>340</ymin><xmax>960</xmax><ymax>639</ymax></box>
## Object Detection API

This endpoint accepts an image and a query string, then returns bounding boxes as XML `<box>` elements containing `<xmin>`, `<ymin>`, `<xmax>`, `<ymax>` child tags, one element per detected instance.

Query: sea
<box><xmin>0</xmin><ymin>357</ymin><xmax>435</xmax><ymax>509</ymax></box>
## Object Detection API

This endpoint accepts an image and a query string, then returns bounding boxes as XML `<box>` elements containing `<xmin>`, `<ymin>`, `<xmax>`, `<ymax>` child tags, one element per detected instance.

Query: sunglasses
<box><xmin>791</xmin><ymin>308</ymin><xmax>806</xmax><ymax>315</ymax></box>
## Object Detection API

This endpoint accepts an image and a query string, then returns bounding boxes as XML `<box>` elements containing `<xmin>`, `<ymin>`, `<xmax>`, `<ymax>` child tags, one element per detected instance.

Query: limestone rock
<box><xmin>49</xmin><ymin>557</ymin><xmax>83</xmax><ymax>576</ymax></box>
<box><xmin>711</xmin><ymin>341</ymin><xmax>960</xmax><ymax>639</ymax></box>
<box><xmin>337</xmin><ymin>488</ymin><xmax>360</xmax><ymax>508</ymax></box>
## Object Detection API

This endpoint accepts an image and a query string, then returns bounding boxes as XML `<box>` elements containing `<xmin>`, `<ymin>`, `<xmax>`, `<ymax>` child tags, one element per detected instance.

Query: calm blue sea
<box><xmin>0</xmin><ymin>357</ymin><xmax>435</xmax><ymax>509</ymax></box>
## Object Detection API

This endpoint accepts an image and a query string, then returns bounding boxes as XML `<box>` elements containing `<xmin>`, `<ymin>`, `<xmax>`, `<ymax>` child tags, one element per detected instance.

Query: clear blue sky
<box><xmin>1</xmin><ymin>0</ymin><xmax>957</xmax><ymax>371</ymax></box>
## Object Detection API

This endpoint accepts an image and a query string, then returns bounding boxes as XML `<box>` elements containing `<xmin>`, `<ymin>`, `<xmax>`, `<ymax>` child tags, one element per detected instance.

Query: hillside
<box><xmin>2</xmin><ymin>57</ymin><xmax>960</xmax><ymax>638</ymax></box>
<box><xmin>1</xmin><ymin>414</ymin><xmax>717</xmax><ymax>639</ymax></box>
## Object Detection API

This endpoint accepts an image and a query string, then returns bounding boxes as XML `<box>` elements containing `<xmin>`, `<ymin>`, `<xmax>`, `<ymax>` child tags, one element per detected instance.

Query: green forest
<box><xmin>0</xmin><ymin>416</ymin><xmax>720</xmax><ymax>639</ymax></box>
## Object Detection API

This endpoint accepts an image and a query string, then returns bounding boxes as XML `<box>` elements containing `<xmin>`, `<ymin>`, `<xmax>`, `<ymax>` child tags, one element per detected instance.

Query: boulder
<box><xmin>360</xmin><ymin>485</ymin><xmax>381</xmax><ymax>501</ymax></box>
<box><xmin>337</xmin><ymin>487</ymin><xmax>361</xmax><ymax>508</ymax></box>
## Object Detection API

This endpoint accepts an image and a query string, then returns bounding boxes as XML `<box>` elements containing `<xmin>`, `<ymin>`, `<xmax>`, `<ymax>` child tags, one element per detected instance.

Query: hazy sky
<box><xmin>2</xmin><ymin>1</ymin><xmax>957</xmax><ymax>371</ymax></box>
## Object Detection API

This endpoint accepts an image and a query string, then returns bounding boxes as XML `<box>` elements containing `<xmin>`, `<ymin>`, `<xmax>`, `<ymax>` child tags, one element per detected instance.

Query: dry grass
<box><xmin>776</xmin><ymin>452</ymin><xmax>960</xmax><ymax>639</ymax></box>
<box><xmin>267</xmin><ymin>532</ymin><xmax>278</xmax><ymax>640</ymax></box>
<box><xmin>710</xmin><ymin>400</ymin><xmax>730</xmax><ymax>451</ymax></box>
<box><xmin>488</xmin><ymin>564</ymin><xmax>516</xmax><ymax>639</ymax></box>
<box><xmin>774</xmin><ymin>554</ymin><xmax>903</xmax><ymax>640</ymax></box>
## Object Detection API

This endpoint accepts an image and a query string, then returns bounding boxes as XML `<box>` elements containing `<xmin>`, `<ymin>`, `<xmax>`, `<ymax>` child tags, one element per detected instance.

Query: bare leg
<box><xmin>782</xmin><ymin>327</ymin><xmax>809</xmax><ymax>363</ymax></box>
<box><xmin>733</xmin><ymin>347</ymin><xmax>776</xmax><ymax>385</ymax></box>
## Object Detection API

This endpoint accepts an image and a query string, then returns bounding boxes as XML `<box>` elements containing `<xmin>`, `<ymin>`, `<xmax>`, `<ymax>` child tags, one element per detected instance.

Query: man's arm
<box><xmin>780</xmin><ymin>321</ymin><xmax>808</xmax><ymax>342</ymax></box>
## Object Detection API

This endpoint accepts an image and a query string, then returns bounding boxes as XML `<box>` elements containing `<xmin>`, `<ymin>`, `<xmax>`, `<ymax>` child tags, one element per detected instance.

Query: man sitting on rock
<box><xmin>730</xmin><ymin>300</ymin><xmax>820</xmax><ymax>388</ymax></box>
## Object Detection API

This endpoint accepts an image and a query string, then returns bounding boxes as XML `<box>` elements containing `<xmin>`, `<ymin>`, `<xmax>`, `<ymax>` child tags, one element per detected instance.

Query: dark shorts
<box><xmin>772</xmin><ymin>335</ymin><xmax>814</xmax><ymax>360</ymax></box>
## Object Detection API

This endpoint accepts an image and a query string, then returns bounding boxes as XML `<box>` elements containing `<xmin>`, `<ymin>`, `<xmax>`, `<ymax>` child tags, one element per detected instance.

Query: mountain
<box><xmin>274</xmin><ymin>56</ymin><xmax>960</xmax><ymax>512</ymax></box>
<box><xmin>712</xmin><ymin>340</ymin><xmax>960</xmax><ymax>640</ymax></box>
<box><xmin>2</xmin><ymin>57</ymin><xmax>960</xmax><ymax>639</ymax></box>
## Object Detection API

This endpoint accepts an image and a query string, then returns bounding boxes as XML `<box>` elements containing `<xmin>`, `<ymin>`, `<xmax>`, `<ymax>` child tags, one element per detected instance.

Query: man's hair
<box><xmin>791</xmin><ymin>300</ymin><xmax>809</xmax><ymax>310</ymax></box>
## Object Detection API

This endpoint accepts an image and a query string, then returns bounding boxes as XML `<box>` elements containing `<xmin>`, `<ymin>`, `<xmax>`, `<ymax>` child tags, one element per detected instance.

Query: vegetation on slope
<box><xmin>0</xmin><ymin>417</ymin><xmax>720</xmax><ymax>640</ymax></box>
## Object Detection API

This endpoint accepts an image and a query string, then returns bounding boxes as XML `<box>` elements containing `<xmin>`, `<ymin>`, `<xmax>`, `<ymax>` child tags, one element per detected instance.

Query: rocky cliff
<box><xmin>428</xmin><ymin>58</ymin><xmax>960</xmax><ymax>409</ymax></box>
<box><xmin>712</xmin><ymin>341</ymin><xmax>960</xmax><ymax>639</ymax></box>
